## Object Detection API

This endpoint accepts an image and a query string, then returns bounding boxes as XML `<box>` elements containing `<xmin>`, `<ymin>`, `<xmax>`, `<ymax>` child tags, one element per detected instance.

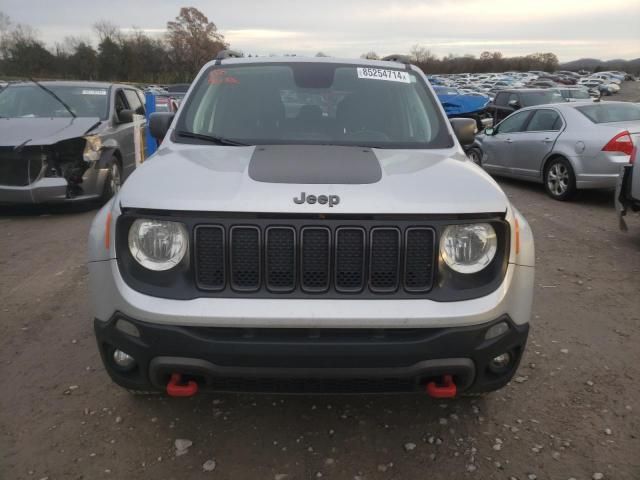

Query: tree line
<box><xmin>363</xmin><ymin>48</ymin><xmax>561</xmax><ymax>74</ymax></box>
<box><xmin>1</xmin><ymin>7</ymin><xmax>569</xmax><ymax>84</ymax></box>
<box><xmin>0</xmin><ymin>8</ymin><xmax>227</xmax><ymax>84</ymax></box>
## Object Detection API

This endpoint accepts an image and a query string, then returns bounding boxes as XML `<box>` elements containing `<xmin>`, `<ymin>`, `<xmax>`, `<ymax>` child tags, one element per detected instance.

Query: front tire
<box><xmin>467</xmin><ymin>147</ymin><xmax>482</xmax><ymax>166</ymax></box>
<box><xmin>102</xmin><ymin>157</ymin><xmax>122</xmax><ymax>202</ymax></box>
<box><xmin>544</xmin><ymin>157</ymin><xmax>576</xmax><ymax>201</ymax></box>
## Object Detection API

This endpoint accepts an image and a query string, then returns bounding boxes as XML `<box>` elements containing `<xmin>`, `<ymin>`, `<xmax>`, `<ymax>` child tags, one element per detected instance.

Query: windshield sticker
<box><xmin>208</xmin><ymin>70</ymin><xmax>239</xmax><ymax>85</ymax></box>
<box><xmin>81</xmin><ymin>89</ymin><xmax>107</xmax><ymax>95</ymax></box>
<box><xmin>357</xmin><ymin>68</ymin><xmax>410</xmax><ymax>83</ymax></box>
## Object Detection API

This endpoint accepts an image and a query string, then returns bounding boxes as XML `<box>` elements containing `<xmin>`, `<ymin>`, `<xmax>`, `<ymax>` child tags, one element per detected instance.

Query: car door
<box><xmin>491</xmin><ymin>92</ymin><xmax>514</xmax><ymax>123</ymax></box>
<box><xmin>107</xmin><ymin>88</ymin><xmax>136</xmax><ymax>174</ymax></box>
<box><xmin>123</xmin><ymin>89</ymin><xmax>147</xmax><ymax>176</ymax></box>
<box><xmin>482</xmin><ymin>109</ymin><xmax>533</xmax><ymax>174</ymax></box>
<box><xmin>508</xmin><ymin>108</ymin><xmax>563</xmax><ymax>179</ymax></box>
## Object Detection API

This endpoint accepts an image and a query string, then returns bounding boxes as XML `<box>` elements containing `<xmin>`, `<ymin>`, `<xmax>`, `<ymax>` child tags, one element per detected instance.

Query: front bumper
<box><xmin>95</xmin><ymin>314</ymin><xmax>529</xmax><ymax>394</ymax></box>
<box><xmin>0</xmin><ymin>177</ymin><xmax>68</xmax><ymax>204</ymax></box>
<box><xmin>0</xmin><ymin>167</ymin><xmax>107</xmax><ymax>205</ymax></box>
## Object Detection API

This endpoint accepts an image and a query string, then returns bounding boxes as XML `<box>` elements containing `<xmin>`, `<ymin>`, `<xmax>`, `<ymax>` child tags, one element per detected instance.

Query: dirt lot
<box><xmin>1</xmin><ymin>84</ymin><xmax>640</xmax><ymax>480</ymax></box>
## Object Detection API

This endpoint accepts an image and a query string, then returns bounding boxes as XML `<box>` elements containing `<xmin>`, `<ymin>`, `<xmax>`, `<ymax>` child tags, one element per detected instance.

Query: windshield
<box><xmin>568</xmin><ymin>89</ymin><xmax>590</xmax><ymax>99</ymax></box>
<box><xmin>176</xmin><ymin>63</ymin><xmax>452</xmax><ymax>149</ymax></box>
<box><xmin>577</xmin><ymin>104</ymin><xmax>640</xmax><ymax>124</ymax></box>
<box><xmin>433</xmin><ymin>86</ymin><xmax>460</xmax><ymax>95</ymax></box>
<box><xmin>0</xmin><ymin>84</ymin><xmax>109</xmax><ymax>119</ymax></box>
<box><xmin>520</xmin><ymin>90</ymin><xmax>565</xmax><ymax>107</ymax></box>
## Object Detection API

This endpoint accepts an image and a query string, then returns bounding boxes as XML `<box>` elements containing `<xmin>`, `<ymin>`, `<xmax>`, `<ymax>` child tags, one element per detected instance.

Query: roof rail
<box><xmin>215</xmin><ymin>49</ymin><xmax>244</xmax><ymax>61</ymax></box>
<box><xmin>381</xmin><ymin>54</ymin><xmax>412</xmax><ymax>64</ymax></box>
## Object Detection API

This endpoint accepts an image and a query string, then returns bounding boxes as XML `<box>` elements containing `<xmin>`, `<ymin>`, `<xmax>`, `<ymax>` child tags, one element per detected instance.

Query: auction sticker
<box><xmin>82</xmin><ymin>89</ymin><xmax>107</xmax><ymax>95</ymax></box>
<box><xmin>357</xmin><ymin>68</ymin><xmax>410</xmax><ymax>83</ymax></box>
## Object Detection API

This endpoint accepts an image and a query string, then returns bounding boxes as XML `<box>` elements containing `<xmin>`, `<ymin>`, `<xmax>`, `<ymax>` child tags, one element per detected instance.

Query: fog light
<box><xmin>113</xmin><ymin>349</ymin><xmax>136</xmax><ymax>369</ymax></box>
<box><xmin>485</xmin><ymin>321</ymin><xmax>509</xmax><ymax>340</ymax></box>
<box><xmin>489</xmin><ymin>352</ymin><xmax>511</xmax><ymax>372</ymax></box>
<box><xmin>115</xmin><ymin>319</ymin><xmax>140</xmax><ymax>338</ymax></box>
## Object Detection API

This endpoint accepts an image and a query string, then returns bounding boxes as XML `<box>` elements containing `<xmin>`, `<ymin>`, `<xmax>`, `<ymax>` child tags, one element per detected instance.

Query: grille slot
<box><xmin>0</xmin><ymin>147</ymin><xmax>43</xmax><ymax>186</ymax></box>
<box><xmin>369</xmin><ymin>228</ymin><xmax>401</xmax><ymax>293</ymax></box>
<box><xmin>300</xmin><ymin>227</ymin><xmax>331</xmax><ymax>292</ymax></box>
<box><xmin>404</xmin><ymin>228</ymin><xmax>435</xmax><ymax>292</ymax></box>
<box><xmin>265</xmin><ymin>227</ymin><xmax>296</xmax><ymax>292</ymax></box>
<box><xmin>230</xmin><ymin>226</ymin><xmax>261</xmax><ymax>291</ymax></box>
<box><xmin>194</xmin><ymin>226</ymin><xmax>225</xmax><ymax>290</ymax></box>
<box><xmin>335</xmin><ymin>228</ymin><xmax>366</xmax><ymax>292</ymax></box>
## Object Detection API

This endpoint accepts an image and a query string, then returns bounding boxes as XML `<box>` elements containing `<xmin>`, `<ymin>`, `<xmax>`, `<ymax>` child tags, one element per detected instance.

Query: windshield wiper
<box><xmin>29</xmin><ymin>78</ymin><xmax>77</xmax><ymax>118</ymax></box>
<box><xmin>176</xmin><ymin>130</ymin><xmax>251</xmax><ymax>146</ymax></box>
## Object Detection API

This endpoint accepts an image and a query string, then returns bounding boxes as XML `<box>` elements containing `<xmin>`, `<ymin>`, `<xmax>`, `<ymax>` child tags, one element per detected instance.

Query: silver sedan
<box><xmin>473</xmin><ymin>101</ymin><xmax>640</xmax><ymax>200</ymax></box>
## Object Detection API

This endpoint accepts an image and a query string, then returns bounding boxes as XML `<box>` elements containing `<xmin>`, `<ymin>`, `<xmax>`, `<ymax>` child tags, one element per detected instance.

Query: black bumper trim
<box><xmin>94</xmin><ymin>314</ymin><xmax>529</xmax><ymax>394</ymax></box>
<box><xmin>149</xmin><ymin>357</ymin><xmax>476</xmax><ymax>391</ymax></box>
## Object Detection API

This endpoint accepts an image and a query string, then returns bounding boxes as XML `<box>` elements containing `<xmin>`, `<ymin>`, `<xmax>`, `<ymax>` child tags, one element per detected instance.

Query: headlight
<box><xmin>83</xmin><ymin>135</ymin><xmax>102</xmax><ymax>162</ymax></box>
<box><xmin>440</xmin><ymin>223</ymin><xmax>497</xmax><ymax>274</ymax></box>
<box><xmin>128</xmin><ymin>219</ymin><xmax>188</xmax><ymax>271</ymax></box>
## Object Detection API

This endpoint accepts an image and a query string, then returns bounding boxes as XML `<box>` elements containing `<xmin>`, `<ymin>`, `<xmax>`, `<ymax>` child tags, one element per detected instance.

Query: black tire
<box><xmin>102</xmin><ymin>156</ymin><xmax>122</xmax><ymax>202</ymax></box>
<box><xmin>543</xmin><ymin>157</ymin><xmax>576</xmax><ymax>201</ymax></box>
<box><xmin>466</xmin><ymin>147</ymin><xmax>482</xmax><ymax>166</ymax></box>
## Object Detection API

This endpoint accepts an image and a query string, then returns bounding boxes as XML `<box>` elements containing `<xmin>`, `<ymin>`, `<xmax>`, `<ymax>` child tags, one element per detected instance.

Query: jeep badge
<box><xmin>293</xmin><ymin>192</ymin><xmax>340</xmax><ymax>207</ymax></box>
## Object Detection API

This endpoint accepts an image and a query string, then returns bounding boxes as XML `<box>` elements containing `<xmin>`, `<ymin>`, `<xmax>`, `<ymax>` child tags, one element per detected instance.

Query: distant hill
<box><xmin>560</xmin><ymin>58</ymin><xmax>640</xmax><ymax>74</ymax></box>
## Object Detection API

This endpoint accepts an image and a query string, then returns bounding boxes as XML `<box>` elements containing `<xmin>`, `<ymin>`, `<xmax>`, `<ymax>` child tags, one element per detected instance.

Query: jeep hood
<box><xmin>0</xmin><ymin>117</ymin><xmax>101</xmax><ymax>147</ymax></box>
<box><xmin>118</xmin><ymin>144</ymin><xmax>509</xmax><ymax>214</ymax></box>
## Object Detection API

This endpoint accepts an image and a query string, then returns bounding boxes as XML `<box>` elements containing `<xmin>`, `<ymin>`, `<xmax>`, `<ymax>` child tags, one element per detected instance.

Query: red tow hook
<box><xmin>166</xmin><ymin>373</ymin><xmax>199</xmax><ymax>397</ymax></box>
<box><xmin>426</xmin><ymin>375</ymin><xmax>457</xmax><ymax>398</ymax></box>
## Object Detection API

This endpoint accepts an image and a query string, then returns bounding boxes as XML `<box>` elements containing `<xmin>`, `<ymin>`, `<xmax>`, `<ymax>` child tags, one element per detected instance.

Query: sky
<box><xmin>2</xmin><ymin>0</ymin><xmax>639</xmax><ymax>62</ymax></box>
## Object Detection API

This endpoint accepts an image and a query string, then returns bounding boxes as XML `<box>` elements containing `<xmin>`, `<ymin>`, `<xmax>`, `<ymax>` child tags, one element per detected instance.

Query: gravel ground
<box><xmin>1</xmin><ymin>82</ymin><xmax>639</xmax><ymax>480</ymax></box>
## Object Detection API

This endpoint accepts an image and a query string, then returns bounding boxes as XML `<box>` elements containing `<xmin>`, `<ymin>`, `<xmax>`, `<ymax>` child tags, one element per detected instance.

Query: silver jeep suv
<box><xmin>88</xmin><ymin>54</ymin><xmax>535</xmax><ymax>397</ymax></box>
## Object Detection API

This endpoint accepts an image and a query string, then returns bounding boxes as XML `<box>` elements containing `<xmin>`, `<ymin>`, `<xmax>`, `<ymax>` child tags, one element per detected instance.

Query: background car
<box><xmin>474</xmin><ymin>102</ymin><xmax>640</xmax><ymax>200</ymax></box>
<box><xmin>551</xmin><ymin>86</ymin><xmax>597</xmax><ymax>102</ymax></box>
<box><xmin>0</xmin><ymin>81</ymin><xmax>146</xmax><ymax>204</ymax></box>
<box><xmin>488</xmin><ymin>88</ymin><xmax>565</xmax><ymax>123</ymax></box>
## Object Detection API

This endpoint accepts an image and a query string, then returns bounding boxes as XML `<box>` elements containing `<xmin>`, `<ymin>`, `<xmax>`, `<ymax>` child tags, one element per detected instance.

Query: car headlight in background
<box><xmin>128</xmin><ymin>219</ymin><xmax>188</xmax><ymax>271</ymax></box>
<box><xmin>440</xmin><ymin>223</ymin><xmax>497</xmax><ymax>274</ymax></box>
<box><xmin>83</xmin><ymin>135</ymin><xmax>102</xmax><ymax>162</ymax></box>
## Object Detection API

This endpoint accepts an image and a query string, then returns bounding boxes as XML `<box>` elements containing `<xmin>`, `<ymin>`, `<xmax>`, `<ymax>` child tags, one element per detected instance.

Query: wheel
<box><xmin>102</xmin><ymin>157</ymin><xmax>122</xmax><ymax>202</ymax></box>
<box><xmin>544</xmin><ymin>157</ymin><xmax>576</xmax><ymax>201</ymax></box>
<box><xmin>466</xmin><ymin>147</ymin><xmax>482</xmax><ymax>166</ymax></box>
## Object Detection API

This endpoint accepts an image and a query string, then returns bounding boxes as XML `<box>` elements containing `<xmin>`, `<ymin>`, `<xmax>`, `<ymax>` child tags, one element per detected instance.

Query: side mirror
<box><xmin>484</xmin><ymin>127</ymin><xmax>495</xmax><ymax>136</ymax></box>
<box><xmin>149</xmin><ymin>112</ymin><xmax>175</xmax><ymax>142</ymax></box>
<box><xmin>450</xmin><ymin>118</ymin><xmax>477</xmax><ymax>146</ymax></box>
<box><xmin>508</xmin><ymin>99</ymin><xmax>521</xmax><ymax>109</ymax></box>
<box><xmin>117</xmin><ymin>109</ymin><xmax>134</xmax><ymax>124</ymax></box>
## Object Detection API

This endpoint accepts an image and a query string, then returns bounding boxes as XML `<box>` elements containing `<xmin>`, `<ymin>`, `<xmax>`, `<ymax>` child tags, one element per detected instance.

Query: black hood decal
<box><xmin>248</xmin><ymin>145</ymin><xmax>382</xmax><ymax>184</ymax></box>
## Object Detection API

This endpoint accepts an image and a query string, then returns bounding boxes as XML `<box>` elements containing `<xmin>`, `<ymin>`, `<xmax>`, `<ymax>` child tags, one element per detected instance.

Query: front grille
<box><xmin>195</xmin><ymin>221</ymin><xmax>436</xmax><ymax>297</ymax></box>
<box><xmin>0</xmin><ymin>147</ymin><xmax>44</xmax><ymax>186</ymax></box>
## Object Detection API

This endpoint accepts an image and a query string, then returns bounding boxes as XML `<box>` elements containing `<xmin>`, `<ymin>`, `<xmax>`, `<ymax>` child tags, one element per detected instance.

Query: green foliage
<box><xmin>403</xmin><ymin>48</ymin><xmax>561</xmax><ymax>74</ymax></box>
<box><xmin>0</xmin><ymin>7</ymin><xmax>227</xmax><ymax>83</ymax></box>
